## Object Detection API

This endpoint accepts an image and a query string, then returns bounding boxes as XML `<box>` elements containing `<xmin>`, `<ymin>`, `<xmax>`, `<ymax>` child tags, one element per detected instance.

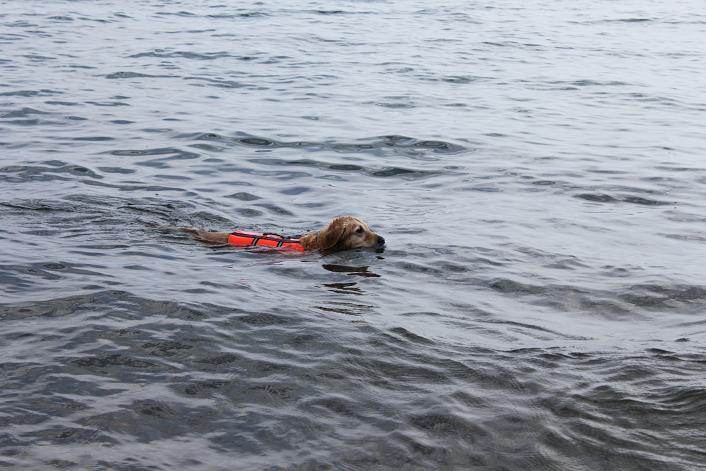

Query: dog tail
<box><xmin>176</xmin><ymin>227</ymin><xmax>200</xmax><ymax>236</ymax></box>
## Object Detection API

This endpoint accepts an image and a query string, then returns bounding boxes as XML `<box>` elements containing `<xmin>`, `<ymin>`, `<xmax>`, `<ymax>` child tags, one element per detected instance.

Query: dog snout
<box><xmin>377</xmin><ymin>235</ymin><xmax>385</xmax><ymax>246</ymax></box>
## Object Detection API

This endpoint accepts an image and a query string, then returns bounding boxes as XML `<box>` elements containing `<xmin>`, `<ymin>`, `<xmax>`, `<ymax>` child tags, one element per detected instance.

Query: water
<box><xmin>2</xmin><ymin>0</ymin><xmax>706</xmax><ymax>469</ymax></box>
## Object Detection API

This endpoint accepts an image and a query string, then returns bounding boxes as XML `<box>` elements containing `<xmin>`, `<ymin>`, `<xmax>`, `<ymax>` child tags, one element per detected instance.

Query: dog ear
<box><xmin>317</xmin><ymin>217</ymin><xmax>350</xmax><ymax>253</ymax></box>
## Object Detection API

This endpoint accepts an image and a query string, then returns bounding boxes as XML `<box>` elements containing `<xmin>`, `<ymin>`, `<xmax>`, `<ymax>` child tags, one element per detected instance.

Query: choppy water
<box><xmin>2</xmin><ymin>0</ymin><xmax>706</xmax><ymax>469</ymax></box>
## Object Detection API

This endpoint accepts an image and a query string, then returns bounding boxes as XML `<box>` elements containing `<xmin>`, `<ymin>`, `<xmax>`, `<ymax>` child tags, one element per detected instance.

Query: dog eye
<box><xmin>356</xmin><ymin>226</ymin><xmax>364</xmax><ymax>233</ymax></box>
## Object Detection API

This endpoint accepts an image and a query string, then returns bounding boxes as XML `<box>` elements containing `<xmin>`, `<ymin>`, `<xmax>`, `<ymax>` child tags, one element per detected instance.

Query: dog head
<box><xmin>315</xmin><ymin>216</ymin><xmax>385</xmax><ymax>254</ymax></box>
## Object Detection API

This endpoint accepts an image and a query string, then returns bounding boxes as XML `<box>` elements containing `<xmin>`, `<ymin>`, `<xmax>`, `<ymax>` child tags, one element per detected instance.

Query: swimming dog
<box><xmin>180</xmin><ymin>216</ymin><xmax>385</xmax><ymax>254</ymax></box>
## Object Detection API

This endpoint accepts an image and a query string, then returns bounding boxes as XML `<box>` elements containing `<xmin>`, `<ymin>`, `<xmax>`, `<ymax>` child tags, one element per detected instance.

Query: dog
<box><xmin>180</xmin><ymin>216</ymin><xmax>385</xmax><ymax>254</ymax></box>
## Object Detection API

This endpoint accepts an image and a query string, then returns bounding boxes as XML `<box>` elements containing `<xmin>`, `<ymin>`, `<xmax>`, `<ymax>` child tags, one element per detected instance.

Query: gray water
<box><xmin>2</xmin><ymin>0</ymin><xmax>706</xmax><ymax>469</ymax></box>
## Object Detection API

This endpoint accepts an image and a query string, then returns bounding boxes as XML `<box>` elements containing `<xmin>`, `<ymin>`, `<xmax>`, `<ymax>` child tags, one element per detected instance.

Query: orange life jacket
<box><xmin>227</xmin><ymin>231</ymin><xmax>305</xmax><ymax>251</ymax></box>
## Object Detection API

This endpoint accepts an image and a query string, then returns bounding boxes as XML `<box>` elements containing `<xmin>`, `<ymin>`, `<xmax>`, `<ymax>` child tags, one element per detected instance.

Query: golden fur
<box><xmin>180</xmin><ymin>216</ymin><xmax>384</xmax><ymax>254</ymax></box>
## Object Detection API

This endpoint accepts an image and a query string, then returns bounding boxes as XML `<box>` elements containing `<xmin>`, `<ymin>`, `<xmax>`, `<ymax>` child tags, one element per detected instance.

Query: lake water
<box><xmin>2</xmin><ymin>1</ymin><xmax>706</xmax><ymax>469</ymax></box>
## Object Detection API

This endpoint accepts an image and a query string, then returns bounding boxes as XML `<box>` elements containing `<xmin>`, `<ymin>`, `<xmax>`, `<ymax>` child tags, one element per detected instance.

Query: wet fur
<box><xmin>180</xmin><ymin>216</ymin><xmax>384</xmax><ymax>254</ymax></box>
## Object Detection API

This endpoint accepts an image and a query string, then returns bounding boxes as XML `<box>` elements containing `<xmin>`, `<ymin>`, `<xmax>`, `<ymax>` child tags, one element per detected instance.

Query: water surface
<box><xmin>2</xmin><ymin>1</ymin><xmax>706</xmax><ymax>469</ymax></box>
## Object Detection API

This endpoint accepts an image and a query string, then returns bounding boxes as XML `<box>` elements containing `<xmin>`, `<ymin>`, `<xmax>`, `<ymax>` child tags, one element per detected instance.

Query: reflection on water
<box><xmin>322</xmin><ymin>263</ymin><xmax>381</xmax><ymax>277</ymax></box>
<box><xmin>323</xmin><ymin>281</ymin><xmax>362</xmax><ymax>294</ymax></box>
<box><xmin>2</xmin><ymin>0</ymin><xmax>706</xmax><ymax>469</ymax></box>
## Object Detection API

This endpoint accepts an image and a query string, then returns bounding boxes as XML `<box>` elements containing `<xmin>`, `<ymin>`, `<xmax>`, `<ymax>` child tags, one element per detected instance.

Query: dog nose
<box><xmin>377</xmin><ymin>235</ymin><xmax>385</xmax><ymax>245</ymax></box>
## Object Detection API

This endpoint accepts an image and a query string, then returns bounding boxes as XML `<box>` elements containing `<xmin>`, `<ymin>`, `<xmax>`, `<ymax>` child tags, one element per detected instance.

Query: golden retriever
<box><xmin>180</xmin><ymin>215</ymin><xmax>385</xmax><ymax>254</ymax></box>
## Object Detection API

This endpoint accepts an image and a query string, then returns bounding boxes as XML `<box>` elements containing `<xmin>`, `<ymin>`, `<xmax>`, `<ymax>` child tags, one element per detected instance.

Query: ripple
<box><xmin>108</xmin><ymin>147</ymin><xmax>200</xmax><ymax>168</ymax></box>
<box><xmin>184</xmin><ymin>76</ymin><xmax>251</xmax><ymax>89</ymax></box>
<box><xmin>0</xmin><ymin>107</ymin><xmax>50</xmax><ymax>118</ymax></box>
<box><xmin>574</xmin><ymin>193</ymin><xmax>672</xmax><ymax>206</ymax></box>
<box><xmin>0</xmin><ymin>89</ymin><xmax>62</xmax><ymax>97</ymax></box>
<box><xmin>180</xmin><ymin>132</ymin><xmax>468</xmax><ymax>157</ymax></box>
<box><xmin>225</xmin><ymin>191</ymin><xmax>261</xmax><ymax>201</ymax></box>
<box><xmin>129</xmin><ymin>50</ymin><xmax>246</xmax><ymax>60</ymax></box>
<box><xmin>105</xmin><ymin>71</ymin><xmax>177</xmax><ymax>79</ymax></box>
<box><xmin>0</xmin><ymin>163</ymin><xmax>102</xmax><ymax>183</ymax></box>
